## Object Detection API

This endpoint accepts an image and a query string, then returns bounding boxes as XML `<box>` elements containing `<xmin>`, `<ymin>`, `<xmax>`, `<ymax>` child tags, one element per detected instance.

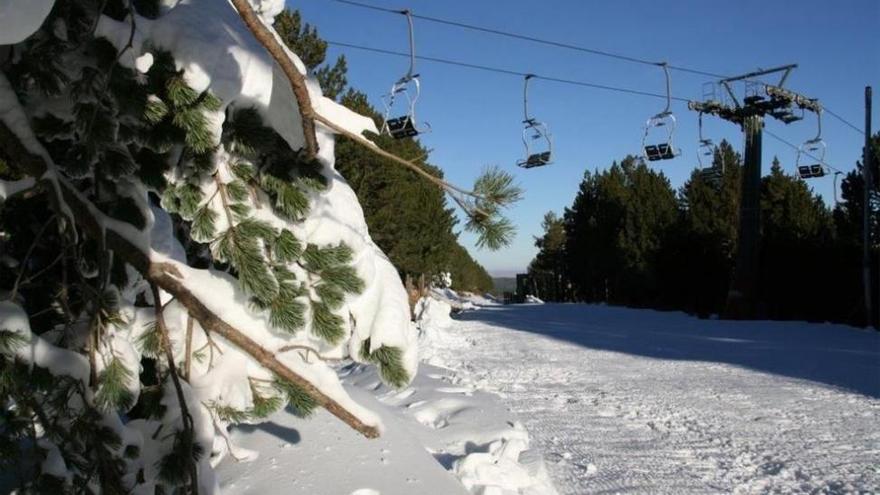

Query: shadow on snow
<box><xmin>456</xmin><ymin>304</ymin><xmax>880</xmax><ymax>398</ymax></box>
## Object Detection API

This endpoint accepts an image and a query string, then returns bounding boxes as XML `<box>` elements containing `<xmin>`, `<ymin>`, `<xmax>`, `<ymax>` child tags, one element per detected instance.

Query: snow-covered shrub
<box><xmin>0</xmin><ymin>0</ymin><xmax>522</xmax><ymax>490</ymax></box>
<box><xmin>0</xmin><ymin>0</ymin><xmax>419</xmax><ymax>491</ymax></box>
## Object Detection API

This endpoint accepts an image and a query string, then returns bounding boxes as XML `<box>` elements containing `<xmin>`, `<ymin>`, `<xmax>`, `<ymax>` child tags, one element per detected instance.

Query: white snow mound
<box><xmin>0</xmin><ymin>0</ymin><xmax>55</xmax><ymax>44</ymax></box>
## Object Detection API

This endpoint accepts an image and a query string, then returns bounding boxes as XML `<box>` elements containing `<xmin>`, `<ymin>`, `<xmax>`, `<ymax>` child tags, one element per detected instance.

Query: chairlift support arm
<box><xmin>397</xmin><ymin>9</ymin><xmax>417</xmax><ymax>83</ymax></box>
<box><xmin>719</xmin><ymin>64</ymin><xmax>798</xmax><ymax>109</ymax></box>
<box><xmin>523</xmin><ymin>74</ymin><xmax>535</xmax><ymax>122</ymax></box>
<box><xmin>659</xmin><ymin>62</ymin><xmax>672</xmax><ymax>115</ymax></box>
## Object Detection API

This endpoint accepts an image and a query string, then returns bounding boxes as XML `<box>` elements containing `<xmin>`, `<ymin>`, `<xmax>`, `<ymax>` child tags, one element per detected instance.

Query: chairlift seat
<box><xmin>645</xmin><ymin>144</ymin><xmax>675</xmax><ymax>161</ymax></box>
<box><xmin>797</xmin><ymin>164</ymin><xmax>826</xmax><ymax>179</ymax></box>
<box><xmin>519</xmin><ymin>151</ymin><xmax>551</xmax><ymax>169</ymax></box>
<box><xmin>386</xmin><ymin>116</ymin><xmax>419</xmax><ymax>139</ymax></box>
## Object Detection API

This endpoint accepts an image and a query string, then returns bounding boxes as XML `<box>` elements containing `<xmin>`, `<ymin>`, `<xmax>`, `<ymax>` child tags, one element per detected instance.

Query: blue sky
<box><xmin>293</xmin><ymin>0</ymin><xmax>880</xmax><ymax>276</ymax></box>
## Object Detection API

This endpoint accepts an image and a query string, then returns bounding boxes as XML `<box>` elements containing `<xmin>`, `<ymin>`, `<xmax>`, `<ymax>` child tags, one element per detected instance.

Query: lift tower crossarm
<box><xmin>719</xmin><ymin>64</ymin><xmax>798</xmax><ymax>109</ymax></box>
<box><xmin>765</xmin><ymin>85</ymin><xmax>822</xmax><ymax>113</ymax></box>
<box><xmin>719</xmin><ymin>64</ymin><xmax>798</xmax><ymax>84</ymax></box>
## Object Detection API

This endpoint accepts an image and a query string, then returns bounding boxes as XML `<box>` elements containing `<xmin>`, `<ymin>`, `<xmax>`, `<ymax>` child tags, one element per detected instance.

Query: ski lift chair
<box><xmin>380</xmin><ymin>10</ymin><xmax>430</xmax><ymax>139</ymax></box>
<box><xmin>382</xmin><ymin>76</ymin><xmax>426</xmax><ymax>139</ymax></box>
<box><xmin>641</xmin><ymin>63</ymin><xmax>680</xmax><ymax>162</ymax></box>
<box><xmin>518</xmin><ymin>119</ymin><xmax>553</xmax><ymax>168</ymax></box>
<box><xmin>795</xmin><ymin>109</ymin><xmax>828</xmax><ymax>179</ymax></box>
<box><xmin>517</xmin><ymin>75</ymin><xmax>553</xmax><ymax>169</ymax></box>
<box><xmin>643</xmin><ymin>113</ymin><xmax>678</xmax><ymax>161</ymax></box>
<box><xmin>696</xmin><ymin>112</ymin><xmax>723</xmax><ymax>184</ymax></box>
<box><xmin>796</xmin><ymin>139</ymin><xmax>828</xmax><ymax>179</ymax></box>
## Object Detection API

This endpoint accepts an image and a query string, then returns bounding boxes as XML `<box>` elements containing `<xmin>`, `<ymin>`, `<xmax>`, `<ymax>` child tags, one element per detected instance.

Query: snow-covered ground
<box><xmin>434</xmin><ymin>304</ymin><xmax>880</xmax><ymax>494</ymax></box>
<box><xmin>216</xmin><ymin>296</ymin><xmax>556</xmax><ymax>495</ymax></box>
<box><xmin>215</xmin><ymin>359</ymin><xmax>557</xmax><ymax>494</ymax></box>
<box><xmin>215</xmin><ymin>299</ymin><xmax>879</xmax><ymax>494</ymax></box>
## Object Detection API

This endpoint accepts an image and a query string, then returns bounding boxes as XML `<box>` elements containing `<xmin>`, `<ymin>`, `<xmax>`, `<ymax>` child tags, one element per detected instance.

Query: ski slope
<box><xmin>431</xmin><ymin>303</ymin><xmax>880</xmax><ymax>494</ymax></box>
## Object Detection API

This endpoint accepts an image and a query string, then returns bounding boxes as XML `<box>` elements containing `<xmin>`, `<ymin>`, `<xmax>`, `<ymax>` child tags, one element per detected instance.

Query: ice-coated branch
<box><xmin>229</xmin><ymin>0</ymin><xmax>320</xmax><ymax>159</ymax></box>
<box><xmin>0</xmin><ymin>122</ymin><xmax>382</xmax><ymax>439</ymax></box>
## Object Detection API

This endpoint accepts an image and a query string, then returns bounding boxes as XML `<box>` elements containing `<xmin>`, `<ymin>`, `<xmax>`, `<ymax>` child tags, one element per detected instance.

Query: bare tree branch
<box><xmin>229</xmin><ymin>0</ymin><xmax>319</xmax><ymax>159</ymax></box>
<box><xmin>150</xmin><ymin>282</ymin><xmax>199</xmax><ymax>495</ymax></box>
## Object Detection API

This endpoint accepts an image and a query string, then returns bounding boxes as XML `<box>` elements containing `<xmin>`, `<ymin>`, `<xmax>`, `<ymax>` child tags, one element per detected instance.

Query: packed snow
<box><xmin>433</xmin><ymin>303</ymin><xmax>880</xmax><ymax>494</ymax></box>
<box><xmin>215</xmin><ymin>293</ymin><xmax>558</xmax><ymax>494</ymax></box>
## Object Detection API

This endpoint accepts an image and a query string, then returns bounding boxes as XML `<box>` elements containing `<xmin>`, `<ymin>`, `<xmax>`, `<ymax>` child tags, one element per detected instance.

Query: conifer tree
<box><xmin>658</xmin><ymin>140</ymin><xmax>742</xmax><ymax>314</ymax></box>
<box><xmin>528</xmin><ymin>211</ymin><xmax>569</xmax><ymax>301</ymax></box>
<box><xmin>758</xmin><ymin>157</ymin><xmax>836</xmax><ymax>320</ymax></box>
<box><xmin>563</xmin><ymin>157</ymin><xmax>677</xmax><ymax>305</ymax></box>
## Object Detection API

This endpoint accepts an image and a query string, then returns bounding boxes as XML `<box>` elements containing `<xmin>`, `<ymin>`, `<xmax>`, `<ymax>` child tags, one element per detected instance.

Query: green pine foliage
<box><xmin>527</xmin><ymin>212</ymin><xmax>570</xmax><ymax>301</ymax></box>
<box><xmin>0</xmin><ymin>330</ymin><xmax>27</xmax><ymax>355</ymax></box>
<box><xmin>273</xmin><ymin>377</ymin><xmax>318</xmax><ymax>418</ymax></box>
<box><xmin>95</xmin><ymin>356</ymin><xmax>136</xmax><ymax>412</ymax></box>
<box><xmin>158</xmin><ymin>428</ymin><xmax>204</xmax><ymax>485</ymax></box>
<box><xmin>561</xmin><ymin>156</ymin><xmax>678</xmax><ymax>305</ymax></box>
<box><xmin>249</xmin><ymin>381</ymin><xmax>285</xmax><ymax>418</ymax></box>
<box><xmin>545</xmin><ymin>135</ymin><xmax>876</xmax><ymax>325</ymax></box>
<box><xmin>466</xmin><ymin>166</ymin><xmax>523</xmax><ymax>250</ymax></box>
<box><xmin>359</xmin><ymin>338</ymin><xmax>409</xmax><ymax>388</ymax></box>
<box><xmin>2</xmin><ymin>2</ymin><xmax>409</xmax><ymax>490</ymax></box>
<box><xmin>448</xmin><ymin>244</ymin><xmax>494</xmax><ymax>294</ymax></box>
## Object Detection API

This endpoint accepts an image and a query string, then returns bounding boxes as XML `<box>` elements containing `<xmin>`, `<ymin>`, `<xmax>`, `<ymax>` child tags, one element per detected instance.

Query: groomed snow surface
<box><xmin>444</xmin><ymin>304</ymin><xmax>880</xmax><ymax>494</ymax></box>
<box><xmin>217</xmin><ymin>294</ymin><xmax>557</xmax><ymax>495</ymax></box>
<box><xmin>218</xmin><ymin>296</ymin><xmax>879</xmax><ymax>494</ymax></box>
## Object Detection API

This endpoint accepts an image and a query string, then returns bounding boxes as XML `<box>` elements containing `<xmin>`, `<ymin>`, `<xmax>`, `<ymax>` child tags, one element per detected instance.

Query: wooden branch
<box><xmin>0</xmin><ymin>123</ymin><xmax>380</xmax><ymax>439</ymax></box>
<box><xmin>229</xmin><ymin>0</ymin><xmax>319</xmax><ymax>159</ymax></box>
<box><xmin>150</xmin><ymin>283</ymin><xmax>199</xmax><ymax>495</ymax></box>
<box><xmin>313</xmin><ymin>113</ymin><xmax>484</xmax><ymax>201</ymax></box>
<box><xmin>184</xmin><ymin>315</ymin><xmax>194</xmax><ymax>381</ymax></box>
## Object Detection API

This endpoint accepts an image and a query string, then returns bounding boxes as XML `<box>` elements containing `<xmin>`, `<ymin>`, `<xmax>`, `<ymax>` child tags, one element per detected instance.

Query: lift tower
<box><xmin>688</xmin><ymin>65</ymin><xmax>822</xmax><ymax>319</ymax></box>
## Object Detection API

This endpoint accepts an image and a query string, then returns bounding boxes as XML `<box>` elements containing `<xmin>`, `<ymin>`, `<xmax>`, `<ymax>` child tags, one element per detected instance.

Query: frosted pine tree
<box><xmin>0</xmin><ymin>0</ymin><xmax>520</xmax><ymax>492</ymax></box>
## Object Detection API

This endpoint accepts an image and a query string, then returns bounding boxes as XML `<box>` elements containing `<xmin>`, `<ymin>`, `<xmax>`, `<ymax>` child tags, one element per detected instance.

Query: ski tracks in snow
<box><xmin>431</xmin><ymin>304</ymin><xmax>880</xmax><ymax>494</ymax></box>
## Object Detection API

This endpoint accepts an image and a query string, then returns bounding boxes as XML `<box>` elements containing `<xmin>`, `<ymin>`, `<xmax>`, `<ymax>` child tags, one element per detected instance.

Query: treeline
<box><xmin>529</xmin><ymin>138</ymin><xmax>880</xmax><ymax>326</ymax></box>
<box><xmin>280</xmin><ymin>11</ymin><xmax>493</xmax><ymax>294</ymax></box>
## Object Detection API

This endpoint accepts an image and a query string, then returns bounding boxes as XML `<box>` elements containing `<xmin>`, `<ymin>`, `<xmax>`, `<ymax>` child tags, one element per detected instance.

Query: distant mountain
<box><xmin>491</xmin><ymin>277</ymin><xmax>517</xmax><ymax>296</ymax></box>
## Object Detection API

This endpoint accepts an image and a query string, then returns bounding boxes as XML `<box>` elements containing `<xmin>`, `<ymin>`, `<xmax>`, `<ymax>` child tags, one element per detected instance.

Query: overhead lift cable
<box><xmin>327</xmin><ymin>41</ymin><xmax>691</xmax><ymax>103</ymax></box>
<box><xmin>329</xmin><ymin>40</ymin><xmax>844</xmax><ymax>173</ymax></box>
<box><xmin>331</xmin><ymin>0</ymin><xmax>724</xmax><ymax>78</ymax></box>
<box><xmin>326</xmin><ymin>0</ymin><xmax>864</xmax><ymax>135</ymax></box>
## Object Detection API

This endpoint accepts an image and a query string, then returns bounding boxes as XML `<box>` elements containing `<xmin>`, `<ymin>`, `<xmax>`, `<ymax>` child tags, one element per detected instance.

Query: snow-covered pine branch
<box><xmin>0</xmin><ymin>0</ymin><xmax>440</xmax><ymax>491</ymax></box>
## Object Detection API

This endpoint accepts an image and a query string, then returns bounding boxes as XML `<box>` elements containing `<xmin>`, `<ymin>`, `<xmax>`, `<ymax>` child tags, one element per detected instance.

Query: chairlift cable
<box><xmin>333</xmin><ymin>40</ymin><xmax>849</xmax><ymax>175</ymax></box>
<box><xmin>325</xmin><ymin>0</ymin><xmax>864</xmax><ymax>135</ymax></box>
<box><xmin>328</xmin><ymin>40</ymin><xmax>849</xmax><ymax>176</ymax></box>
<box><xmin>330</xmin><ymin>0</ymin><xmax>721</xmax><ymax>78</ymax></box>
<box><xmin>327</xmin><ymin>41</ymin><xmax>691</xmax><ymax>102</ymax></box>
